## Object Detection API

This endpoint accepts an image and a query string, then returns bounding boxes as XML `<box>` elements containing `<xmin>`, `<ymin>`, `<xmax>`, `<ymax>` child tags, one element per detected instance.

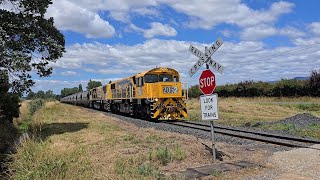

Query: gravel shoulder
<box><xmin>246</xmin><ymin>144</ymin><xmax>320</xmax><ymax>180</ymax></box>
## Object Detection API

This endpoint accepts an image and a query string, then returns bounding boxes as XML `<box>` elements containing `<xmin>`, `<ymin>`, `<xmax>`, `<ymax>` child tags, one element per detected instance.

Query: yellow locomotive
<box><xmin>61</xmin><ymin>67</ymin><xmax>188</xmax><ymax>120</ymax></box>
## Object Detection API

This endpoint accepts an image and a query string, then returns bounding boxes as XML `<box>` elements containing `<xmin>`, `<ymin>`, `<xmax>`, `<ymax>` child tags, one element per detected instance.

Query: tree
<box><xmin>0</xmin><ymin>70</ymin><xmax>20</xmax><ymax>123</ymax></box>
<box><xmin>0</xmin><ymin>0</ymin><xmax>65</xmax><ymax>94</ymax></box>
<box><xmin>60</xmin><ymin>87</ymin><xmax>81</xmax><ymax>98</ymax></box>
<box><xmin>188</xmin><ymin>85</ymin><xmax>202</xmax><ymax>98</ymax></box>
<box><xmin>0</xmin><ymin>0</ymin><xmax>64</xmax><ymax>123</ymax></box>
<box><xmin>309</xmin><ymin>69</ymin><xmax>320</xmax><ymax>96</ymax></box>
<box><xmin>26</xmin><ymin>90</ymin><xmax>57</xmax><ymax>100</ymax></box>
<box><xmin>26</xmin><ymin>90</ymin><xmax>35</xmax><ymax>99</ymax></box>
<box><xmin>86</xmin><ymin>79</ymin><xmax>102</xmax><ymax>90</ymax></box>
<box><xmin>78</xmin><ymin>84</ymin><xmax>83</xmax><ymax>92</ymax></box>
<box><xmin>44</xmin><ymin>90</ymin><xmax>54</xmax><ymax>99</ymax></box>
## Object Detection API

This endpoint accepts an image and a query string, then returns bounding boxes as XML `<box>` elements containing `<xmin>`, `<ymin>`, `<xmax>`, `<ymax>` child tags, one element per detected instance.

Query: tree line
<box><xmin>60</xmin><ymin>79</ymin><xmax>102</xmax><ymax>98</ymax></box>
<box><xmin>188</xmin><ymin>69</ymin><xmax>320</xmax><ymax>98</ymax></box>
<box><xmin>26</xmin><ymin>90</ymin><xmax>59</xmax><ymax>100</ymax></box>
<box><xmin>25</xmin><ymin>79</ymin><xmax>103</xmax><ymax>100</ymax></box>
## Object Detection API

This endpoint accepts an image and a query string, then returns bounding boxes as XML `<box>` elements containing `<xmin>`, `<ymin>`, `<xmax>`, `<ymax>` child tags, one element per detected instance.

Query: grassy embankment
<box><xmin>187</xmin><ymin>97</ymin><xmax>320</xmax><ymax>139</ymax></box>
<box><xmin>7</xmin><ymin>101</ymin><xmax>216</xmax><ymax>179</ymax></box>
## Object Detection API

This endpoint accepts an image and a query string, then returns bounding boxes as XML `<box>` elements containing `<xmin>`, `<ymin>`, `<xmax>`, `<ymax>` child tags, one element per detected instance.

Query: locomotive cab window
<box><xmin>159</xmin><ymin>74</ymin><xmax>173</xmax><ymax>82</ymax></box>
<box><xmin>137</xmin><ymin>78</ymin><xmax>140</xmax><ymax>87</ymax></box>
<box><xmin>144</xmin><ymin>74</ymin><xmax>158</xmax><ymax>83</ymax></box>
<box><xmin>174</xmin><ymin>76</ymin><xmax>179</xmax><ymax>82</ymax></box>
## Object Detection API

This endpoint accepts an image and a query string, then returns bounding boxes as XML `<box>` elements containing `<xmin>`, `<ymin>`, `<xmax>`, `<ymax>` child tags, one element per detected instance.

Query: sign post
<box><xmin>188</xmin><ymin>39</ymin><xmax>225</xmax><ymax>162</ymax></box>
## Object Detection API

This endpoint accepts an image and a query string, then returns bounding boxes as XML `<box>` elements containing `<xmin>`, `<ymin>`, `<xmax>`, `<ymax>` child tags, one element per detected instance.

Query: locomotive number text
<box><xmin>163</xmin><ymin>86</ymin><xmax>178</xmax><ymax>94</ymax></box>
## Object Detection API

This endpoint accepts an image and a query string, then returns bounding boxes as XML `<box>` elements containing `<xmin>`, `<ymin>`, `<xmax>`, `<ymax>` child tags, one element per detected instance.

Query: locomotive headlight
<box><xmin>155</xmin><ymin>98</ymin><xmax>158</xmax><ymax>102</ymax></box>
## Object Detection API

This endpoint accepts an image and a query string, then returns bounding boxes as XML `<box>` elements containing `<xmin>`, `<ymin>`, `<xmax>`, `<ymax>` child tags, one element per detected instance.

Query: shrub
<box><xmin>28</xmin><ymin>99</ymin><xmax>44</xmax><ymax>115</ymax></box>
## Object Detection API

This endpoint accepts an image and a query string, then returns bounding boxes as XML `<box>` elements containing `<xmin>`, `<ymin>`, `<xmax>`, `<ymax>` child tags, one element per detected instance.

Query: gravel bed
<box><xmin>95</xmin><ymin>110</ymin><xmax>290</xmax><ymax>152</ymax></box>
<box><xmin>269</xmin><ymin>113</ymin><xmax>320</xmax><ymax>128</ymax></box>
<box><xmin>250</xmin><ymin>113</ymin><xmax>320</xmax><ymax>138</ymax></box>
<box><xmin>188</xmin><ymin>113</ymin><xmax>320</xmax><ymax>141</ymax></box>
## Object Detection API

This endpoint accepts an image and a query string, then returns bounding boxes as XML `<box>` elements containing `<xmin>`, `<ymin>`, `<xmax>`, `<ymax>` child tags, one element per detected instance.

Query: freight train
<box><xmin>60</xmin><ymin>67</ymin><xmax>188</xmax><ymax>120</ymax></box>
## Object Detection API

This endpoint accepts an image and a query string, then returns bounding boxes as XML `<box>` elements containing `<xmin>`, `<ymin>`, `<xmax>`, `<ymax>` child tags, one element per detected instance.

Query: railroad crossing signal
<box><xmin>187</xmin><ymin>38</ymin><xmax>225</xmax><ymax>162</ymax></box>
<box><xmin>199</xmin><ymin>69</ymin><xmax>216</xmax><ymax>95</ymax></box>
<box><xmin>188</xmin><ymin>38</ymin><xmax>225</xmax><ymax>77</ymax></box>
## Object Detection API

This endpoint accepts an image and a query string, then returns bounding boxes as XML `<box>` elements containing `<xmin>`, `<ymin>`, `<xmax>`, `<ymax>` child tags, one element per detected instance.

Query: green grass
<box><xmin>257</xmin><ymin>123</ymin><xmax>320</xmax><ymax>140</ymax></box>
<box><xmin>8</xmin><ymin>140</ymin><xmax>94</xmax><ymax>179</ymax></box>
<box><xmin>271</xmin><ymin>123</ymin><xmax>296</xmax><ymax>131</ymax></box>
<box><xmin>297</xmin><ymin>124</ymin><xmax>320</xmax><ymax>139</ymax></box>
<box><xmin>114</xmin><ymin>156</ymin><xmax>161</xmax><ymax>179</ymax></box>
<box><xmin>149</xmin><ymin>145</ymin><xmax>186</xmax><ymax>165</ymax></box>
<box><xmin>114</xmin><ymin>144</ymin><xmax>186</xmax><ymax>179</ymax></box>
<box><xmin>16</xmin><ymin>99</ymin><xmax>45</xmax><ymax>133</ymax></box>
<box><xmin>211</xmin><ymin>169</ymin><xmax>222</xmax><ymax>177</ymax></box>
<box><xmin>292</xmin><ymin>103</ymin><xmax>320</xmax><ymax>111</ymax></box>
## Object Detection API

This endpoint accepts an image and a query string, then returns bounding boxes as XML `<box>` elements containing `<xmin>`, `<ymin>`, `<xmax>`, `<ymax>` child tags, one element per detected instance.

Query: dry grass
<box><xmin>6</xmin><ymin>101</ymin><xmax>281</xmax><ymax>179</ymax></box>
<box><xmin>186</xmin><ymin>97</ymin><xmax>320</xmax><ymax>126</ymax></box>
<box><xmin>8</xmin><ymin>102</ymin><xmax>216</xmax><ymax>179</ymax></box>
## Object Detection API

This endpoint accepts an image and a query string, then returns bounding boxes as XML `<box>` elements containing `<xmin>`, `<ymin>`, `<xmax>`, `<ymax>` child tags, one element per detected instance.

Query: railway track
<box><xmin>82</xmin><ymin>106</ymin><xmax>320</xmax><ymax>149</ymax></box>
<box><xmin>163</xmin><ymin>121</ymin><xmax>320</xmax><ymax>149</ymax></box>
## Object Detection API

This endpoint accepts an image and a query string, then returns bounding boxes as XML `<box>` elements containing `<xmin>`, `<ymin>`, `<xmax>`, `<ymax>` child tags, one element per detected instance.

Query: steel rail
<box><xmin>182</xmin><ymin>121</ymin><xmax>320</xmax><ymax>144</ymax></box>
<box><xmin>163</xmin><ymin>121</ymin><xmax>320</xmax><ymax>149</ymax></box>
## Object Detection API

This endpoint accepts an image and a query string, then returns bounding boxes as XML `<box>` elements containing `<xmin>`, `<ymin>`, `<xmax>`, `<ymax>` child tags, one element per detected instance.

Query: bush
<box><xmin>28</xmin><ymin>99</ymin><xmax>44</xmax><ymax>115</ymax></box>
<box><xmin>308</xmin><ymin>69</ymin><xmax>320</xmax><ymax>96</ymax></box>
<box><xmin>149</xmin><ymin>145</ymin><xmax>186</xmax><ymax>165</ymax></box>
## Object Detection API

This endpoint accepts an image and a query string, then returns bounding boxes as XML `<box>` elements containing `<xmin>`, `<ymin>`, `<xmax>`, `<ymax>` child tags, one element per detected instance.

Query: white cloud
<box><xmin>43</xmin><ymin>0</ymin><xmax>300</xmax><ymax>41</ymax></box>
<box><xmin>279</xmin><ymin>26</ymin><xmax>305</xmax><ymax>38</ymax></box>
<box><xmin>162</xmin><ymin>0</ymin><xmax>294</xmax><ymax>29</ymax></box>
<box><xmin>53</xmin><ymin>0</ymin><xmax>294</xmax><ymax>30</ymax></box>
<box><xmin>0</xmin><ymin>0</ymin><xmax>19</xmax><ymax>12</ymax></box>
<box><xmin>32</xmin><ymin>79</ymin><xmax>86</xmax><ymax>94</ymax></box>
<box><xmin>309</xmin><ymin>22</ymin><xmax>320</xmax><ymax>36</ymax></box>
<box><xmin>240</xmin><ymin>25</ymin><xmax>305</xmax><ymax>40</ymax></box>
<box><xmin>130</xmin><ymin>22</ymin><xmax>177</xmax><ymax>38</ymax></box>
<box><xmin>132</xmin><ymin>7</ymin><xmax>160</xmax><ymax>17</ymax></box>
<box><xmin>32</xmin><ymin>78</ymin><xmax>120</xmax><ymax>94</ymax></box>
<box><xmin>65</xmin><ymin>0</ymin><xmax>158</xmax><ymax>22</ymax></box>
<box><xmin>47</xmin><ymin>0</ymin><xmax>115</xmax><ymax>38</ymax></box>
<box><xmin>241</xmin><ymin>25</ymin><xmax>277</xmax><ymax>40</ymax></box>
<box><xmin>61</xmin><ymin>71</ymin><xmax>78</xmax><ymax>76</ymax></box>
<box><xmin>49</xmin><ymin>39</ymin><xmax>320</xmax><ymax>90</ymax></box>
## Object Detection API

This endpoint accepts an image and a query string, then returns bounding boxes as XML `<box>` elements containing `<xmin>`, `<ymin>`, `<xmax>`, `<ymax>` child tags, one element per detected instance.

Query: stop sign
<box><xmin>199</xmin><ymin>69</ymin><xmax>216</xmax><ymax>95</ymax></box>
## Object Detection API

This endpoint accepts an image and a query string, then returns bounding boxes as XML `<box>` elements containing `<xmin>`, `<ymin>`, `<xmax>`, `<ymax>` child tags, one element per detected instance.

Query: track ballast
<box><xmin>163</xmin><ymin>121</ymin><xmax>320</xmax><ymax>149</ymax></box>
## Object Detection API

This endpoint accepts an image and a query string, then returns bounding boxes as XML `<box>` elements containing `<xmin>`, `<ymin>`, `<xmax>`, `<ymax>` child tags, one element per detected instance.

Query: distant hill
<box><xmin>293</xmin><ymin>77</ymin><xmax>309</xmax><ymax>80</ymax></box>
<box><xmin>268</xmin><ymin>77</ymin><xmax>308</xmax><ymax>84</ymax></box>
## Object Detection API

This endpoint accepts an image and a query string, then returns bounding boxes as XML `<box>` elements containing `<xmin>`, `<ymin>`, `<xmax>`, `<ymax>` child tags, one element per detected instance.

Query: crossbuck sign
<box><xmin>188</xmin><ymin>38</ymin><xmax>225</xmax><ymax>77</ymax></box>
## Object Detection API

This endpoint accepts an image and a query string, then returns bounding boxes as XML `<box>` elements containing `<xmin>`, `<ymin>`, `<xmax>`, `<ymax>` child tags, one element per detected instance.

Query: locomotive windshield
<box><xmin>145</xmin><ymin>74</ymin><xmax>177</xmax><ymax>83</ymax></box>
<box><xmin>159</xmin><ymin>74</ymin><xmax>173</xmax><ymax>82</ymax></box>
<box><xmin>145</xmin><ymin>74</ymin><xmax>158</xmax><ymax>83</ymax></box>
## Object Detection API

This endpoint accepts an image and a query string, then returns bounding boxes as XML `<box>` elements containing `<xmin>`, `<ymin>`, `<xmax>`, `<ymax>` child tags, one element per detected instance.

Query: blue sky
<box><xmin>4</xmin><ymin>0</ymin><xmax>320</xmax><ymax>94</ymax></box>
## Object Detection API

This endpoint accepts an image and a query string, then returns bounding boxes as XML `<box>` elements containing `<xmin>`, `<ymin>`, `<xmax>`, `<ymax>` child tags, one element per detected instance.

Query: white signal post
<box><xmin>188</xmin><ymin>38</ymin><xmax>225</xmax><ymax>162</ymax></box>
